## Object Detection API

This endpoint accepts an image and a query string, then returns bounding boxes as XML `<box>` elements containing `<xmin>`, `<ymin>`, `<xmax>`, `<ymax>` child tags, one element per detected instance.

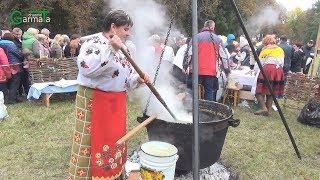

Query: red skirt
<box><xmin>256</xmin><ymin>64</ymin><xmax>285</xmax><ymax>96</ymax></box>
<box><xmin>69</xmin><ymin>86</ymin><xmax>127</xmax><ymax>180</ymax></box>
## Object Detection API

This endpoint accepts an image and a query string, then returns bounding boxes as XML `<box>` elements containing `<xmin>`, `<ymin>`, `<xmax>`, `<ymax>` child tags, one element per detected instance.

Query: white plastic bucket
<box><xmin>139</xmin><ymin>141</ymin><xmax>179</xmax><ymax>180</ymax></box>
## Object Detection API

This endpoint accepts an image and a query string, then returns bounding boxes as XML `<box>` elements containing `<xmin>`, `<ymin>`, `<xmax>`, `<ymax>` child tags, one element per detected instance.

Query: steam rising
<box><xmin>246</xmin><ymin>6</ymin><xmax>281</xmax><ymax>35</ymax></box>
<box><xmin>108</xmin><ymin>0</ymin><xmax>192</xmax><ymax>123</ymax></box>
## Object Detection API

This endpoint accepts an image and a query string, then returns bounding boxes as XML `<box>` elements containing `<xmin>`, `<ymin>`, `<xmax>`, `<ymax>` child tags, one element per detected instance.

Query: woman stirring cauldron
<box><xmin>68</xmin><ymin>10</ymin><xmax>149</xmax><ymax>180</ymax></box>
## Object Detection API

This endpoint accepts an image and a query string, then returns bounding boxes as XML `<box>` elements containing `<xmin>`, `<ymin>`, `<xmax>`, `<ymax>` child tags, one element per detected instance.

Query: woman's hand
<box><xmin>109</xmin><ymin>35</ymin><xmax>123</xmax><ymax>51</ymax></box>
<box><xmin>138</xmin><ymin>73</ymin><xmax>150</xmax><ymax>84</ymax></box>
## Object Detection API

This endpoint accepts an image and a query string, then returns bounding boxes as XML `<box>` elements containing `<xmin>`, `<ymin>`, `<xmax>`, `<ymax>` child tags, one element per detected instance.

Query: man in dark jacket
<box><xmin>278</xmin><ymin>36</ymin><xmax>293</xmax><ymax>77</ymax></box>
<box><xmin>64</xmin><ymin>34</ymin><xmax>81</xmax><ymax>58</ymax></box>
<box><xmin>291</xmin><ymin>42</ymin><xmax>304</xmax><ymax>73</ymax></box>
<box><xmin>12</xmin><ymin>28</ymin><xmax>23</xmax><ymax>49</ymax></box>
<box><xmin>302</xmin><ymin>40</ymin><xmax>314</xmax><ymax>74</ymax></box>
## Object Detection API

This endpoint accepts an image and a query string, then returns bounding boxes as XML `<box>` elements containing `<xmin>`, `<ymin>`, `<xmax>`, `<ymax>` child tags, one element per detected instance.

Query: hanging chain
<box><xmin>152</xmin><ymin>17</ymin><xmax>174</xmax><ymax>86</ymax></box>
<box><xmin>143</xmin><ymin>16</ymin><xmax>174</xmax><ymax>115</ymax></box>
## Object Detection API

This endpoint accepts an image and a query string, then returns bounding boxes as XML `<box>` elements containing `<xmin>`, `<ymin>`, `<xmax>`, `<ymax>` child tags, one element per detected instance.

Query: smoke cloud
<box><xmin>109</xmin><ymin>0</ymin><xmax>167</xmax><ymax>70</ymax></box>
<box><xmin>108</xmin><ymin>0</ymin><xmax>192</xmax><ymax>123</ymax></box>
<box><xmin>246</xmin><ymin>6</ymin><xmax>281</xmax><ymax>35</ymax></box>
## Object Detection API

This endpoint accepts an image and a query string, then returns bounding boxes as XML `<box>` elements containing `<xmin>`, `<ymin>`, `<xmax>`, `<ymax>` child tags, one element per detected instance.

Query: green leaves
<box><xmin>284</xmin><ymin>2</ymin><xmax>320</xmax><ymax>43</ymax></box>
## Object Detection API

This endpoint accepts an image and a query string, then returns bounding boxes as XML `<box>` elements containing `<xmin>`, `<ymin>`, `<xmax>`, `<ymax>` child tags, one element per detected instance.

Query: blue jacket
<box><xmin>0</xmin><ymin>39</ymin><xmax>23</xmax><ymax>64</ymax></box>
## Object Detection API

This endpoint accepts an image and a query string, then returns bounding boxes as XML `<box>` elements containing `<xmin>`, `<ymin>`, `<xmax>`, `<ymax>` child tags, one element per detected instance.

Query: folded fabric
<box><xmin>52</xmin><ymin>79</ymin><xmax>78</xmax><ymax>88</ymax></box>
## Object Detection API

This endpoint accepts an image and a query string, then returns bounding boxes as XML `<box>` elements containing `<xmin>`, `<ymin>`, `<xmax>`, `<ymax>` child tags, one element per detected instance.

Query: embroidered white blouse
<box><xmin>77</xmin><ymin>33</ymin><xmax>140</xmax><ymax>92</ymax></box>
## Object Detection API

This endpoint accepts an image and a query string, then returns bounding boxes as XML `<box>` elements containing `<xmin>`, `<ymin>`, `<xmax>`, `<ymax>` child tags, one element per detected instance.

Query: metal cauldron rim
<box><xmin>141</xmin><ymin>100</ymin><xmax>235</xmax><ymax>125</ymax></box>
<box><xmin>194</xmin><ymin>99</ymin><xmax>234</xmax><ymax>124</ymax></box>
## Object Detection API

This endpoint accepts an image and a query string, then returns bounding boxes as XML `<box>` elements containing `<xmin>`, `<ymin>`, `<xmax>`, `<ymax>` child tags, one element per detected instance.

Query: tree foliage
<box><xmin>156</xmin><ymin>0</ymin><xmax>280</xmax><ymax>36</ymax></box>
<box><xmin>273</xmin><ymin>1</ymin><xmax>320</xmax><ymax>43</ymax></box>
<box><xmin>0</xmin><ymin>0</ymin><xmax>319</xmax><ymax>43</ymax></box>
<box><xmin>0</xmin><ymin>0</ymin><xmax>105</xmax><ymax>36</ymax></box>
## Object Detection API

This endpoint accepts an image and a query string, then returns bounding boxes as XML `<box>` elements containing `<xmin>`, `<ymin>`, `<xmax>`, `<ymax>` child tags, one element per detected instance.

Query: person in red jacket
<box><xmin>0</xmin><ymin>46</ymin><xmax>11</xmax><ymax>101</ymax></box>
<box><xmin>186</xmin><ymin>20</ymin><xmax>229</xmax><ymax>101</ymax></box>
<box><xmin>0</xmin><ymin>33</ymin><xmax>24</xmax><ymax>104</ymax></box>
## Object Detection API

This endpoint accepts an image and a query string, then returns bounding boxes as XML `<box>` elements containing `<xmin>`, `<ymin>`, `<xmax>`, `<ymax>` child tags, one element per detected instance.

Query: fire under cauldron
<box><xmin>138</xmin><ymin>100</ymin><xmax>240</xmax><ymax>171</ymax></box>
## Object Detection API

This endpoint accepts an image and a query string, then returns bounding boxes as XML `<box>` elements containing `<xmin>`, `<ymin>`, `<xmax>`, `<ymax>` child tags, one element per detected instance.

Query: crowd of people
<box><xmin>143</xmin><ymin>22</ymin><xmax>315</xmax><ymax>117</ymax></box>
<box><xmin>0</xmin><ymin>28</ymin><xmax>82</xmax><ymax>104</ymax></box>
<box><xmin>0</xmin><ymin>22</ymin><xmax>315</xmax><ymax>111</ymax></box>
<box><xmin>221</xmin><ymin>34</ymin><xmax>315</xmax><ymax>115</ymax></box>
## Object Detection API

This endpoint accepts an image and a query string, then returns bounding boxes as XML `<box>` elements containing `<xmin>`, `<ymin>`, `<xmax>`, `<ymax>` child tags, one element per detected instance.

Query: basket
<box><xmin>28</xmin><ymin>57</ymin><xmax>78</xmax><ymax>84</ymax></box>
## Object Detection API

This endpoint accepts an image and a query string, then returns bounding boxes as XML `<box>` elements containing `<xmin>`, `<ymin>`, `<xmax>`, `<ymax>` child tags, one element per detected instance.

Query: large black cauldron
<box><xmin>138</xmin><ymin>100</ymin><xmax>239</xmax><ymax>171</ymax></box>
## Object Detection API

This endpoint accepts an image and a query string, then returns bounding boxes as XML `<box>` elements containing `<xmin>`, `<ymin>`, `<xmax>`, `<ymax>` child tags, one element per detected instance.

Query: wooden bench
<box><xmin>28</xmin><ymin>57</ymin><xmax>78</xmax><ymax>106</ymax></box>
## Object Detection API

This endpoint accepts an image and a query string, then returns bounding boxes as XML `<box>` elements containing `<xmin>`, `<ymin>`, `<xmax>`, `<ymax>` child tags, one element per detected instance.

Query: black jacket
<box><xmin>279</xmin><ymin>42</ymin><xmax>293</xmax><ymax>72</ymax></box>
<box><xmin>291</xmin><ymin>49</ymin><xmax>304</xmax><ymax>73</ymax></box>
<box><xmin>12</xmin><ymin>37</ymin><xmax>22</xmax><ymax>50</ymax></box>
<box><xmin>301</xmin><ymin>45</ymin><xmax>314</xmax><ymax>70</ymax></box>
<box><xmin>64</xmin><ymin>44</ymin><xmax>80</xmax><ymax>58</ymax></box>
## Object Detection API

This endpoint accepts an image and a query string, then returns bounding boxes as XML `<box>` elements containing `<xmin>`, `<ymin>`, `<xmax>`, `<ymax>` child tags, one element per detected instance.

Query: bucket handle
<box><xmin>140</xmin><ymin>154</ymin><xmax>179</xmax><ymax>168</ymax></box>
<box><xmin>228</xmin><ymin>118</ymin><xmax>240</xmax><ymax>127</ymax></box>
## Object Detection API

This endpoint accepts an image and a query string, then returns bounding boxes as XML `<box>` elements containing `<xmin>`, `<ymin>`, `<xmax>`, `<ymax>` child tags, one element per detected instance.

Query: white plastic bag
<box><xmin>0</xmin><ymin>91</ymin><xmax>8</xmax><ymax>119</ymax></box>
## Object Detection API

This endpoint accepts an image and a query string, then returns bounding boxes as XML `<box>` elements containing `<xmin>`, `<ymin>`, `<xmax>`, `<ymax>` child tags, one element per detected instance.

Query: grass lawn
<box><xmin>0</xmin><ymin>99</ymin><xmax>319</xmax><ymax>179</ymax></box>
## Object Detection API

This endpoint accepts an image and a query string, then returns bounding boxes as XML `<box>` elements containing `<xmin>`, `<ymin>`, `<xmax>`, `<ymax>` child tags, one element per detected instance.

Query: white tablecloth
<box><xmin>27</xmin><ymin>79</ymin><xmax>78</xmax><ymax>99</ymax></box>
<box><xmin>229</xmin><ymin>66</ymin><xmax>257</xmax><ymax>93</ymax></box>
